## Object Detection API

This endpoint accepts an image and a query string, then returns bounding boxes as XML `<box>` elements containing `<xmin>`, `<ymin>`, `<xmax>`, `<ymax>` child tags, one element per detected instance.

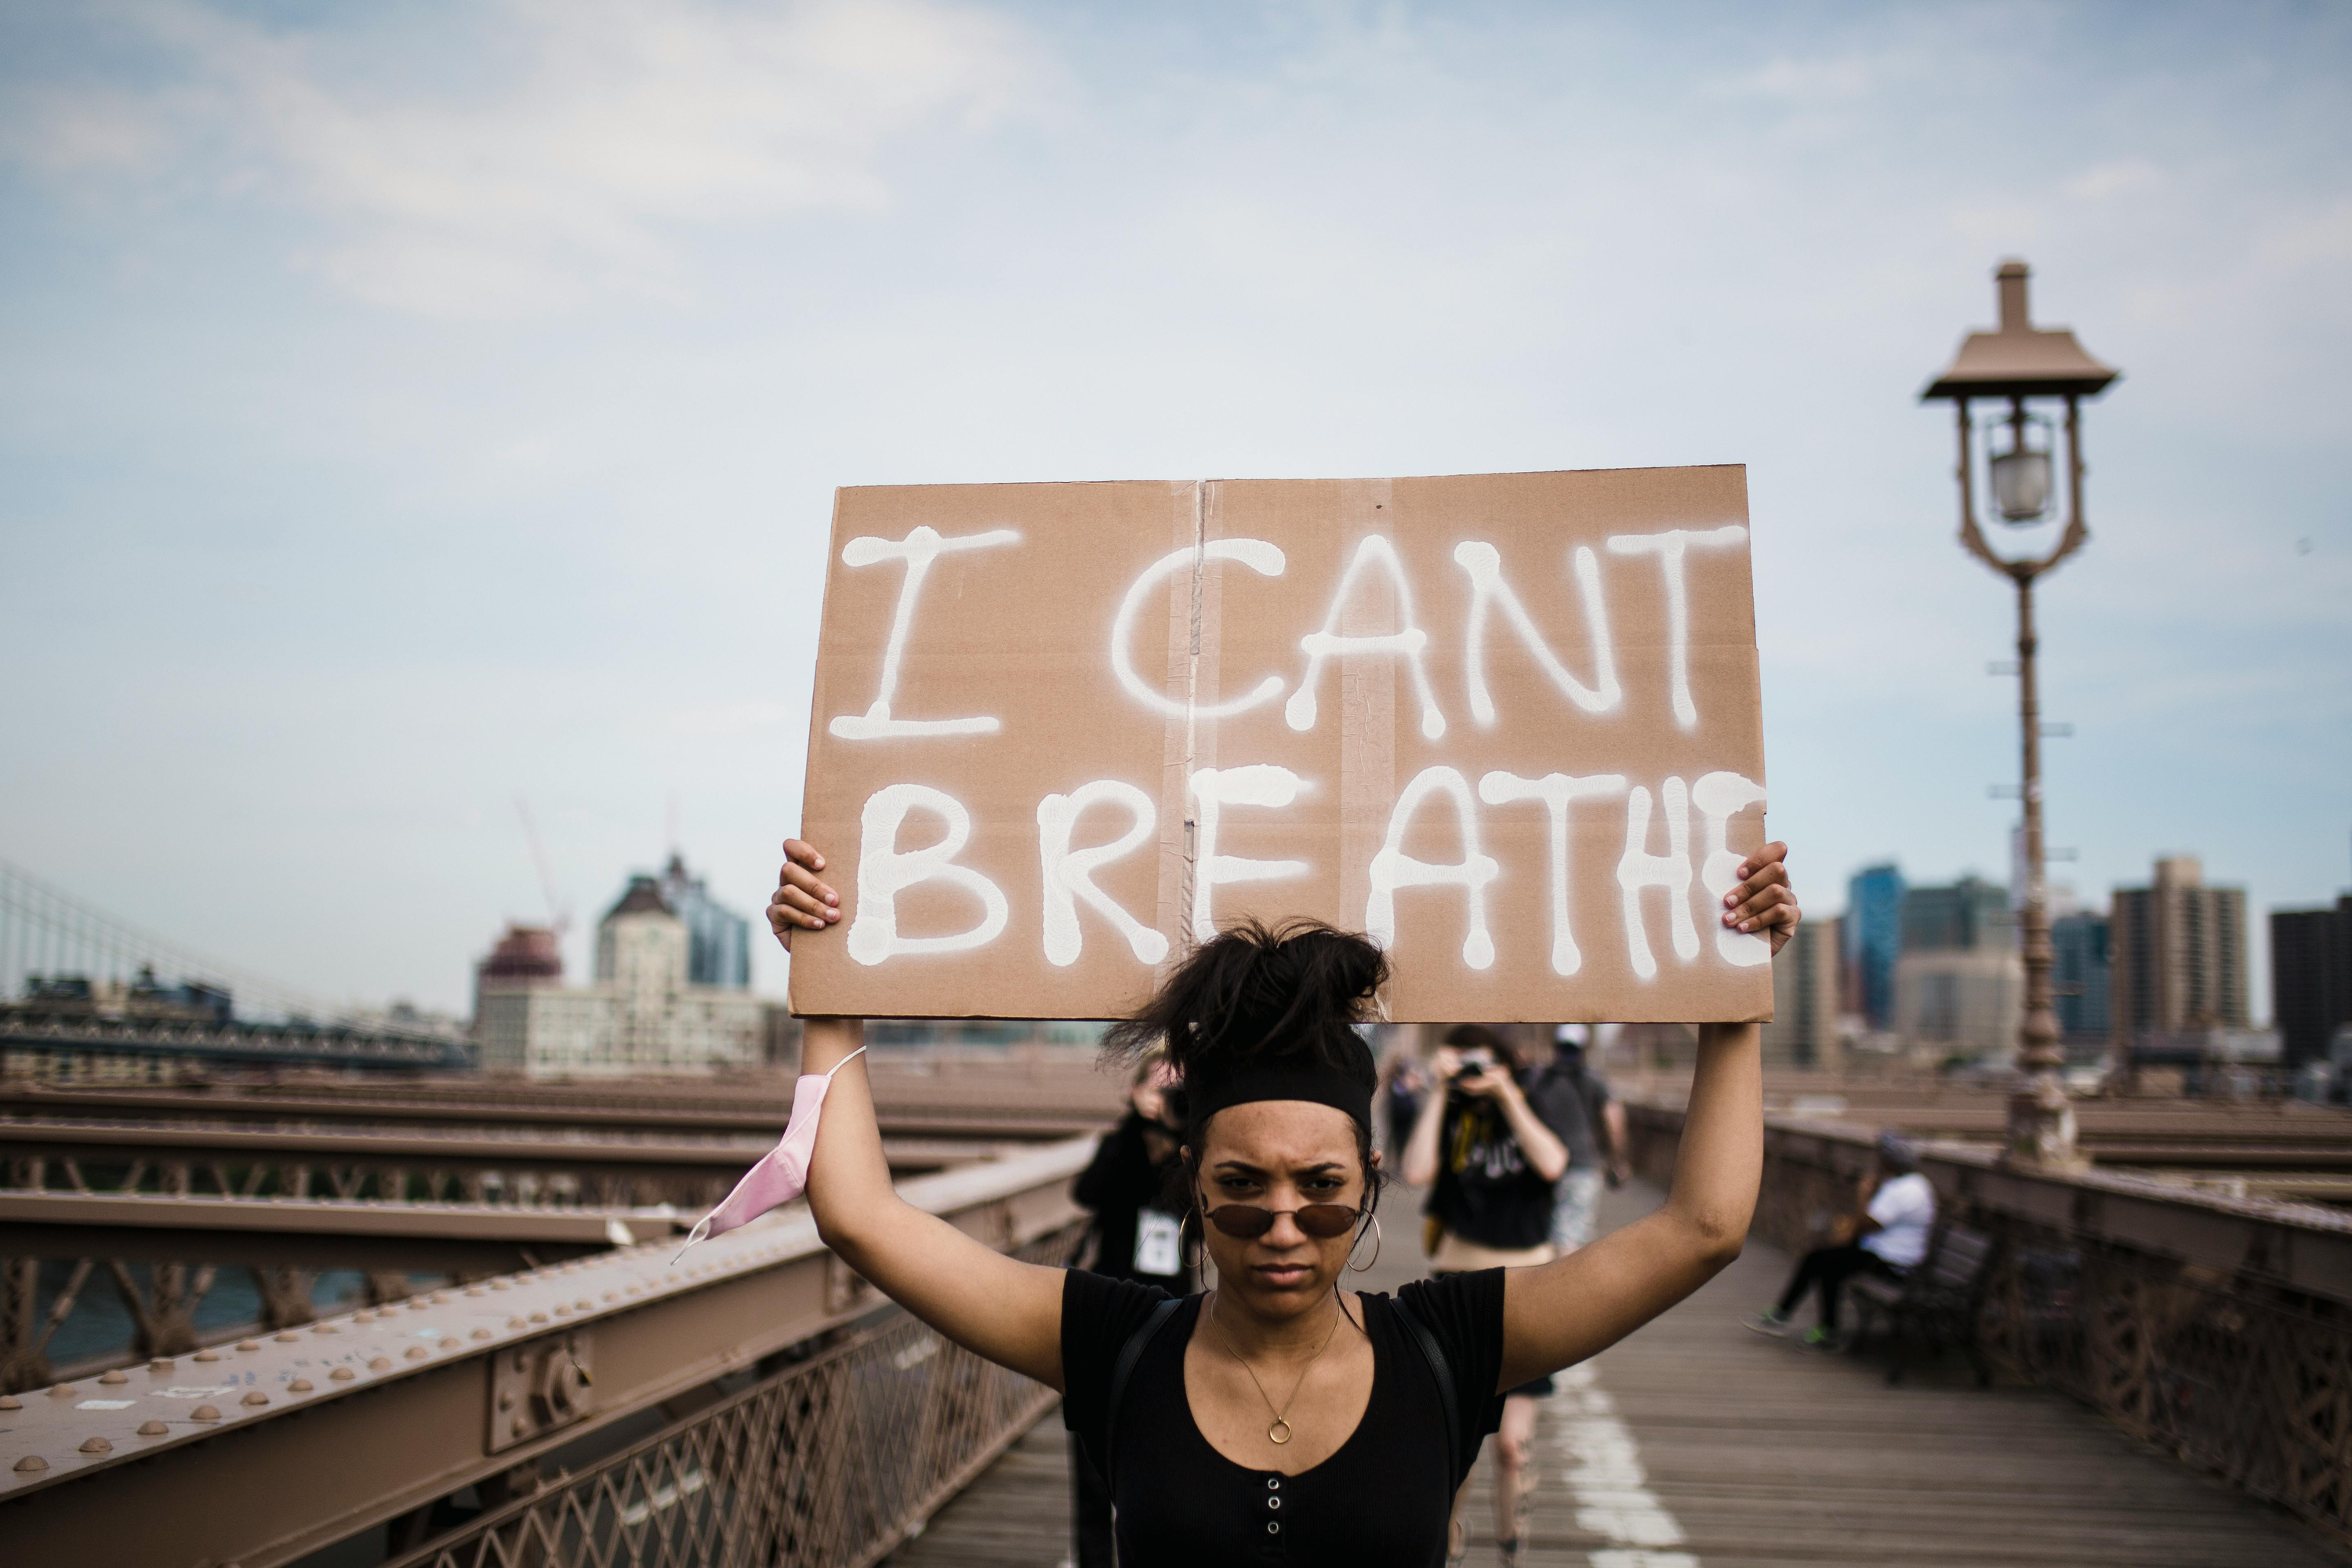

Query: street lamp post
<box><xmin>1922</xmin><ymin>260</ymin><xmax>2119</xmax><ymax>1169</ymax></box>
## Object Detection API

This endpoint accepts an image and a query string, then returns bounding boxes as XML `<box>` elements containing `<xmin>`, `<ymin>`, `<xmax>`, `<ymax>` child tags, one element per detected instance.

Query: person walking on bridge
<box><xmin>767</xmin><ymin>833</ymin><xmax>1799</xmax><ymax>1568</ymax></box>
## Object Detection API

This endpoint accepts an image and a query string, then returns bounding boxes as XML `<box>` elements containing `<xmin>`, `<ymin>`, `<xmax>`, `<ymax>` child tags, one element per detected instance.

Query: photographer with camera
<box><xmin>1401</xmin><ymin>1024</ymin><xmax>1588</xmax><ymax>1566</ymax></box>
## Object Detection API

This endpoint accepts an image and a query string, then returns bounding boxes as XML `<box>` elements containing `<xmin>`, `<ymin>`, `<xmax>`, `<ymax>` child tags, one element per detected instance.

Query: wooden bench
<box><xmin>1849</xmin><ymin>1221</ymin><xmax>1998</xmax><ymax>1386</ymax></box>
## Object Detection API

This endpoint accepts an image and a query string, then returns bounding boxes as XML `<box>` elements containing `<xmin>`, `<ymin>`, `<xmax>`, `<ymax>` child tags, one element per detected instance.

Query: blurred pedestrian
<box><xmin>1539</xmin><ymin>1025</ymin><xmax>1630</xmax><ymax>1254</ymax></box>
<box><xmin>1401</xmin><ymin>1025</ymin><xmax>1584</xmax><ymax>1567</ymax></box>
<box><xmin>1746</xmin><ymin>1132</ymin><xmax>1936</xmax><ymax>1348</ymax></box>
<box><xmin>1381</xmin><ymin>1039</ymin><xmax>1438</xmax><ymax>1160</ymax></box>
<box><xmin>1067</xmin><ymin>1047</ymin><xmax>1190</xmax><ymax>1565</ymax></box>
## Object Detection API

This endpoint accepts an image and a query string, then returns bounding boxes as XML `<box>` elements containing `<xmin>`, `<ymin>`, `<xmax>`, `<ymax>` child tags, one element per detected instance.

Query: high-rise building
<box><xmin>1762</xmin><ymin>914</ymin><xmax>1840</xmax><ymax>1070</ymax></box>
<box><xmin>1901</xmin><ymin>875</ymin><xmax>2012</xmax><ymax>953</ymax></box>
<box><xmin>1843</xmin><ymin>864</ymin><xmax>1904</xmax><ymax>1029</ymax></box>
<box><xmin>658</xmin><ymin>855</ymin><xmax>752</xmax><ymax>989</ymax></box>
<box><xmin>475</xmin><ymin>857</ymin><xmax>764</xmax><ymax>1077</ymax></box>
<box><xmin>1893</xmin><ymin>873</ymin><xmax>2020</xmax><ymax>1062</ymax></box>
<box><xmin>2271</xmin><ymin>895</ymin><xmax>2352</xmax><ymax>1069</ymax></box>
<box><xmin>2050</xmin><ymin>910</ymin><xmax>2111</xmax><ymax>1050</ymax></box>
<box><xmin>1894</xmin><ymin>948</ymin><xmax>2022</xmax><ymax>1062</ymax></box>
<box><xmin>2111</xmin><ymin>857</ymin><xmax>2250</xmax><ymax>1069</ymax></box>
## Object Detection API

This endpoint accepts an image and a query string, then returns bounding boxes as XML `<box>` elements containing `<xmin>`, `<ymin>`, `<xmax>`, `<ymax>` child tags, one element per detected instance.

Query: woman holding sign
<box><xmin>768</xmin><ymin>835</ymin><xmax>1796</xmax><ymax>1568</ymax></box>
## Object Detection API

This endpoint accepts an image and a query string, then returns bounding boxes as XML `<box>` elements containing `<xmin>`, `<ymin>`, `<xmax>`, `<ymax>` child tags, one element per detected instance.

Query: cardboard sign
<box><xmin>792</xmin><ymin>468</ymin><xmax>1770</xmax><ymax>1024</ymax></box>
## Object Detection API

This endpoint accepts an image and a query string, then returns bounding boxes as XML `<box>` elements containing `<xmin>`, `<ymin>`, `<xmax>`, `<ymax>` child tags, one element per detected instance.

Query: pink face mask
<box><xmin>675</xmin><ymin>1045</ymin><xmax>866</xmax><ymax>1261</ymax></box>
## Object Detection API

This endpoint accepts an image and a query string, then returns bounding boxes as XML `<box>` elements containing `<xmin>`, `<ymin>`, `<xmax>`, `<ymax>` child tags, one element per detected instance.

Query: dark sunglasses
<box><xmin>1203</xmin><ymin>1202</ymin><xmax>1363</xmax><ymax>1240</ymax></box>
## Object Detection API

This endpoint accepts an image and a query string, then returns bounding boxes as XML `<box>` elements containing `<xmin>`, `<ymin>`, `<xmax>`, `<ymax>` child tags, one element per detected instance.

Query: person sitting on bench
<box><xmin>1746</xmin><ymin>1133</ymin><xmax>1934</xmax><ymax>1348</ymax></box>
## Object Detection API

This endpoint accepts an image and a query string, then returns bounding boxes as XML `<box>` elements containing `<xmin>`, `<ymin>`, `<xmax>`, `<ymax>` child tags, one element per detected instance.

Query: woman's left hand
<box><xmin>1719</xmin><ymin>840</ymin><xmax>1800</xmax><ymax>956</ymax></box>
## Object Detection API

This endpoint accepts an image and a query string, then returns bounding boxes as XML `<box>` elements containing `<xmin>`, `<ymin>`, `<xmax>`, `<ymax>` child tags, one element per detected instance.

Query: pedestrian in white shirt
<box><xmin>1746</xmin><ymin>1133</ymin><xmax>1936</xmax><ymax>1349</ymax></box>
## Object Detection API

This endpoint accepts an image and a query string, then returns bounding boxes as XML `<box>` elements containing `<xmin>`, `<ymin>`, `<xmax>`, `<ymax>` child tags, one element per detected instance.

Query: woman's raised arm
<box><xmin>770</xmin><ymin>842</ymin><xmax>1068</xmax><ymax>1389</ymax></box>
<box><xmin>1492</xmin><ymin>842</ymin><xmax>1795</xmax><ymax>1390</ymax></box>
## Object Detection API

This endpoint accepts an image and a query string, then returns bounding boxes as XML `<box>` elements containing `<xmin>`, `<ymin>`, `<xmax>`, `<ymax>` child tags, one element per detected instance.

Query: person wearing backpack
<box><xmin>766</xmin><ymin>834</ymin><xmax>1798</xmax><ymax>1568</ymax></box>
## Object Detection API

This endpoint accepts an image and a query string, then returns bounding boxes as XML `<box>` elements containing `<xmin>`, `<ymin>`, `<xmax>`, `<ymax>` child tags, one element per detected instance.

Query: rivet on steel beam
<box><xmin>603</xmin><ymin>1292</ymin><xmax>616</xmax><ymax>1302</ymax></box>
<box><xmin>48</xmin><ymin>1384</ymin><xmax>78</xmax><ymax>1399</ymax></box>
<box><xmin>490</xmin><ymin>1280</ymin><xmax>510</xmax><ymax>1291</ymax></box>
<box><xmin>471</xmin><ymin>1328</ymin><xmax>492</xmax><ymax>1341</ymax></box>
<box><xmin>80</xmin><ymin>1436</ymin><xmax>112</xmax><ymax>1454</ymax></box>
<box><xmin>274</xmin><ymin>1332</ymin><xmax>300</xmax><ymax>1343</ymax></box>
<box><xmin>432</xmin><ymin>1290</ymin><xmax>452</xmax><ymax>1303</ymax></box>
<box><xmin>529</xmin><ymin>1312</ymin><xmax>548</xmax><ymax>1323</ymax></box>
<box><xmin>553</xmin><ymin>1306</ymin><xmax>570</xmax><ymax>1318</ymax></box>
<box><xmin>194</xmin><ymin>1351</ymin><xmax>220</xmax><ymax>1363</ymax></box>
<box><xmin>148</xmin><ymin>1359</ymin><xmax>174</xmax><ymax>1373</ymax></box>
<box><xmin>438</xmin><ymin>1338</ymin><xmax>459</xmax><ymax>1351</ymax></box>
<box><xmin>510</xmin><ymin>1417</ymin><xmax>527</xmax><ymax>1439</ymax></box>
<box><xmin>368</xmin><ymin>1358</ymin><xmax>391</xmax><ymax>1372</ymax></box>
<box><xmin>236</xmin><ymin>1340</ymin><xmax>260</xmax><ymax>1352</ymax></box>
<box><xmin>191</xmin><ymin>1405</ymin><xmax>221</xmax><ymax>1421</ymax></box>
<box><xmin>407</xmin><ymin>1300</ymin><xmax>428</xmax><ymax>1312</ymax></box>
<box><xmin>242</xmin><ymin>1391</ymin><xmax>269</xmax><ymax>1406</ymax></box>
<box><xmin>575</xmin><ymin>1299</ymin><xmax>591</xmax><ymax>1311</ymax></box>
<box><xmin>14</xmin><ymin>1454</ymin><xmax>45</xmax><ymax>1472</ymax></box>
<box><xmin>311</xmin><ymin>1324</ymin><xmax>337</xmax><ymax>1334</ymax></box>
<box><xmin>507</xmin><ymin>1318</ymin><xmax>527</xmax><ymax>1330</ymax></box>
<box><xmin>0</xmin><ymin>1396</ymin><xmax>19</xmax><ymax>1410</ymax></box>
<box><xmin>331</xmin><ymin>1367</ymin><xmax>355</xmax><ymax>1381</ymax></box>
<box><xmin>405</xmin><ymin>1347</ymin><xmax>428</xmax><ymax>1360</ymax></box>
<box><xmin>289</xmin><ymin>1378</ymin><xmax>314</xmax><ymax>1392</ymax></box>
<box><xmin>353</xmin><ymin>1309</ymin><xmax>372</xmax><ymax>1322</ymax></box>
<box><xmin>465</xmin><ymin>1287</ymin><xmax>485</xmax><ymax>1297</ymax></box>
<box><xmin>99</xmin><ymin>1370</ymin><xmax>129</xmax><ymax>1385</ymax></box>
<box><xmin>137</xmin><ymin>1420</ymin><xmax>169</xmax><ymax>1436</ymax></box>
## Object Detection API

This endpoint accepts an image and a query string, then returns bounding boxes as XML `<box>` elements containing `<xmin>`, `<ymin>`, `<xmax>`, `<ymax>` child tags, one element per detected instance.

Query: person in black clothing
<box><xmin>1068</xmin><ymin>1047</ymin><xmax>1190</xmax><ymax>1564</ymax></box>
<box><xmin>1401</xmin><ymin>1024</ymin><xmax>1585</xmax><ymax>1564</ymax></box>
<box><xmin>767</xmin><ymin>833</ymin><xmax>1800</xmax><ymax>1568</ymax></box>
<box><xmin>1074</xmin><ymin>1047</ymin><xmax>1192</xmax><ymax>1294</ymax></box>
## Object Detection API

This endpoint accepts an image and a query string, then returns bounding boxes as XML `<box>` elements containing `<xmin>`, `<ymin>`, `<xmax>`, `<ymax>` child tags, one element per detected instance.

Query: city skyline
<box><xmin>2</xmin><ymin>2</ymin><xmax>2346</xmax><ymax>1016</ymax></box>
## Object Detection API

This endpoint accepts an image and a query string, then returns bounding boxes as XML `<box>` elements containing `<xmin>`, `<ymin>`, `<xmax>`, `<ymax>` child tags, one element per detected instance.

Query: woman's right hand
<box><xmin>766</xmin><ymin>838</ymin><xmax>841</xmax><ymax>950</ymax></box>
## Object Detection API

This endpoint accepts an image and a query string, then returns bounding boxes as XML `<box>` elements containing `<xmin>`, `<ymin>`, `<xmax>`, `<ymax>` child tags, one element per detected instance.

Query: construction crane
<box><xmin>514</xmin><ymin>798</ymin><xmax>573</xmax><ymax>941</ymax></box>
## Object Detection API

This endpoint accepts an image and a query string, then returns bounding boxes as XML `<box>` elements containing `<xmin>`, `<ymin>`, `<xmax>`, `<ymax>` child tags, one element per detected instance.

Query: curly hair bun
<box><xmin>1103</xmin><ymin>919</ymin><xmax>1385</xmax><ymax>1089</ymax></box>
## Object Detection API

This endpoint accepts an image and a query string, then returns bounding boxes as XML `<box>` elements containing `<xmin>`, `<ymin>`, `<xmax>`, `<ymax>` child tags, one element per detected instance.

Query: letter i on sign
<box><xmin>830</xmin><ymin>526</ymin><xmax>1021</xmax><ymax>739</ymax></box>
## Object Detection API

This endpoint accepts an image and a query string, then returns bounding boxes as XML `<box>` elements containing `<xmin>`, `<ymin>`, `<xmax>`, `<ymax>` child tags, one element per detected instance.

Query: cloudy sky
<box><xmin>2</xmin><ymin>0</ymin><xmax>2345</xmax><ymax>1018</ymax></box>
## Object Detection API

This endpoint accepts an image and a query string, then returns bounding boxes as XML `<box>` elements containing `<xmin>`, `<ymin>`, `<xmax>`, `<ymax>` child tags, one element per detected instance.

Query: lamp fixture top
<box><xmin>1922</xmin><ymin>258</ymin><xmax>2119</xmax><ymax>402</ymax></box>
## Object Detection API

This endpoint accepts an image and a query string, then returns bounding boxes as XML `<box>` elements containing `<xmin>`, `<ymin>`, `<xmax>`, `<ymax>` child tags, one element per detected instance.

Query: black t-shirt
<box><xmin>1061</xmin><ymin>1269</ymin><xmax>1507</xmax><ymax>1567</ymax></box>
<box><xmin>1534</xmin><ymin>1056</ymin><xmax>1610</xmax><ymax>1171</ymax></box>
<box><xmin>1072</xmin><ymin>1111</ymin><xmax>1188</xmax><ymax>1293</ymax></box>
<box><xmin>1424</xmin><ymin>1072</ymin><xmax>1589</xmax><ymax>1249</ymax></box>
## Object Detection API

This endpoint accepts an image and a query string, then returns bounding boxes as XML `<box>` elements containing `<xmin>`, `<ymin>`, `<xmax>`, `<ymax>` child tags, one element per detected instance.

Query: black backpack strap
<box><xmin>1387</xmin><ymin>1290</ymin><xmax>1461</xmax><ymax>1490</ymax></box>
<box><xmin>1101</xmin><ymin>1294</ymin><xmax>1185</xmax><ymax>1491</ymax></box>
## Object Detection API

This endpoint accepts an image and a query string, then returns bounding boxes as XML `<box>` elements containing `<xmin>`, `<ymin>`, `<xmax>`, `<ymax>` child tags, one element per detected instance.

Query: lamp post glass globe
<box><xmin>1987</xmin><ymin>405</ymin><xmax>2055</xmax><ymax>524</ymax></box>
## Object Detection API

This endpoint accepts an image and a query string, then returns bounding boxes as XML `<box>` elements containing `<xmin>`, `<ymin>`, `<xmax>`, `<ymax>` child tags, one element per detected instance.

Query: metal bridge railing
<box><xmin>390</xmin><ymin>1228</ymin><xmax>1079</xmax><ymax>1568</ymax></box>
<box><xmin>1624</xmin><ymin>1099</ymin><xmax>2352</xmax><ymax>1548</ymax></box>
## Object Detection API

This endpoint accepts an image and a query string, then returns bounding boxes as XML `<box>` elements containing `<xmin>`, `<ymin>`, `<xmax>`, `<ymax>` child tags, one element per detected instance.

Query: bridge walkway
<box><xmin>891</xmin><ymin>1180</ymin><xmax>2346</xmax><ymax>1567</ymax></box>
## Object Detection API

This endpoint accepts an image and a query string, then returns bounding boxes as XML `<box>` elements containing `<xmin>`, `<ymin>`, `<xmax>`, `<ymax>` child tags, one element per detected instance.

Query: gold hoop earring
<box><xmin>1347</xmin><ymin>1214</ymin><xmax>1383</xmax><ymax>1273</ymax></box>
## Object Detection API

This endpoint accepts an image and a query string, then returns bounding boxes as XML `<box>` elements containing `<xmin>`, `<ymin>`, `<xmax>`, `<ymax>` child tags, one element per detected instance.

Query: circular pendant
<box><xmin>1267</xmin><ymin>1419</ymin><xmax>1293</xmax><ymax>1445</ymax></box>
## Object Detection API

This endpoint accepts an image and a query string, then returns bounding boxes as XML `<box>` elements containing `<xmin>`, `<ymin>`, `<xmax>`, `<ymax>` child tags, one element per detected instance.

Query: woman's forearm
<box><xmin>800</xmin><ymin>1016</ymin><xmax>900</xmax><ymax>1254</ymax></box>
<box><xmin>1662</xmin><ymin>1021</ymin><xmax>1762</xmax><ymax>1259</ymax></box>
<box><xmin>1400</xmin><ymin>1079</ymin><xmax>1445</xmax><ymax>1186</ymax></box>
<box><xmin>1497</xmin><ymin>1086</ymin><xmax>1568</xmax><ymax>1184</ymax></box>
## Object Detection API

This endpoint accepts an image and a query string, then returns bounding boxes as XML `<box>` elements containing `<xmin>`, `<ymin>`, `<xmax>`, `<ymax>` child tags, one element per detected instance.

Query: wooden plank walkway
<box><xmin>891</xmin><ymin>1181</ymin><xmax>2347</xmax><ymax>1566</ymax></box>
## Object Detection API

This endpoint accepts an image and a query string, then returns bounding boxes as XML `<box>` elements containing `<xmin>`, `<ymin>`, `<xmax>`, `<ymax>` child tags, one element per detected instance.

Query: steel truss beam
<box><xmin>0</xmin><ymin>1136</ymin><xmax>1092</xmax><ymax>1568</ymax></box>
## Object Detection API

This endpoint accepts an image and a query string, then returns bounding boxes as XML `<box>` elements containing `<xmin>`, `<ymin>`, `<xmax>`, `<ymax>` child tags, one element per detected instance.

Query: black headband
<box><xmin>1185</xmin><ymin>1056</ymin><xmax>1374</xmax><ymax>1134</ymax></box>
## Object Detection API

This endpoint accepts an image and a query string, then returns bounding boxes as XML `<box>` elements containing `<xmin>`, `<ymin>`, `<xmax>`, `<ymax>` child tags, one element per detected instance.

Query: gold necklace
<box><xmin>1210</xmin><ymin>1290</ymin><xmax>1346</xmax><ymax>1446</ymax></box>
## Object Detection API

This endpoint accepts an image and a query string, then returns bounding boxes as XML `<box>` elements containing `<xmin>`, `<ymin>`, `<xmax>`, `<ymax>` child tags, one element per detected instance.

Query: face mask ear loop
<box><xmin>673</xmin><ymin>1046</ymin><xmax>868</xmax><ymax>1265</ymax></box>
<box><xmin>670</xmin><ymin>1215</ymin><xmax>713</xmax><ymax>1267</ymax></box>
